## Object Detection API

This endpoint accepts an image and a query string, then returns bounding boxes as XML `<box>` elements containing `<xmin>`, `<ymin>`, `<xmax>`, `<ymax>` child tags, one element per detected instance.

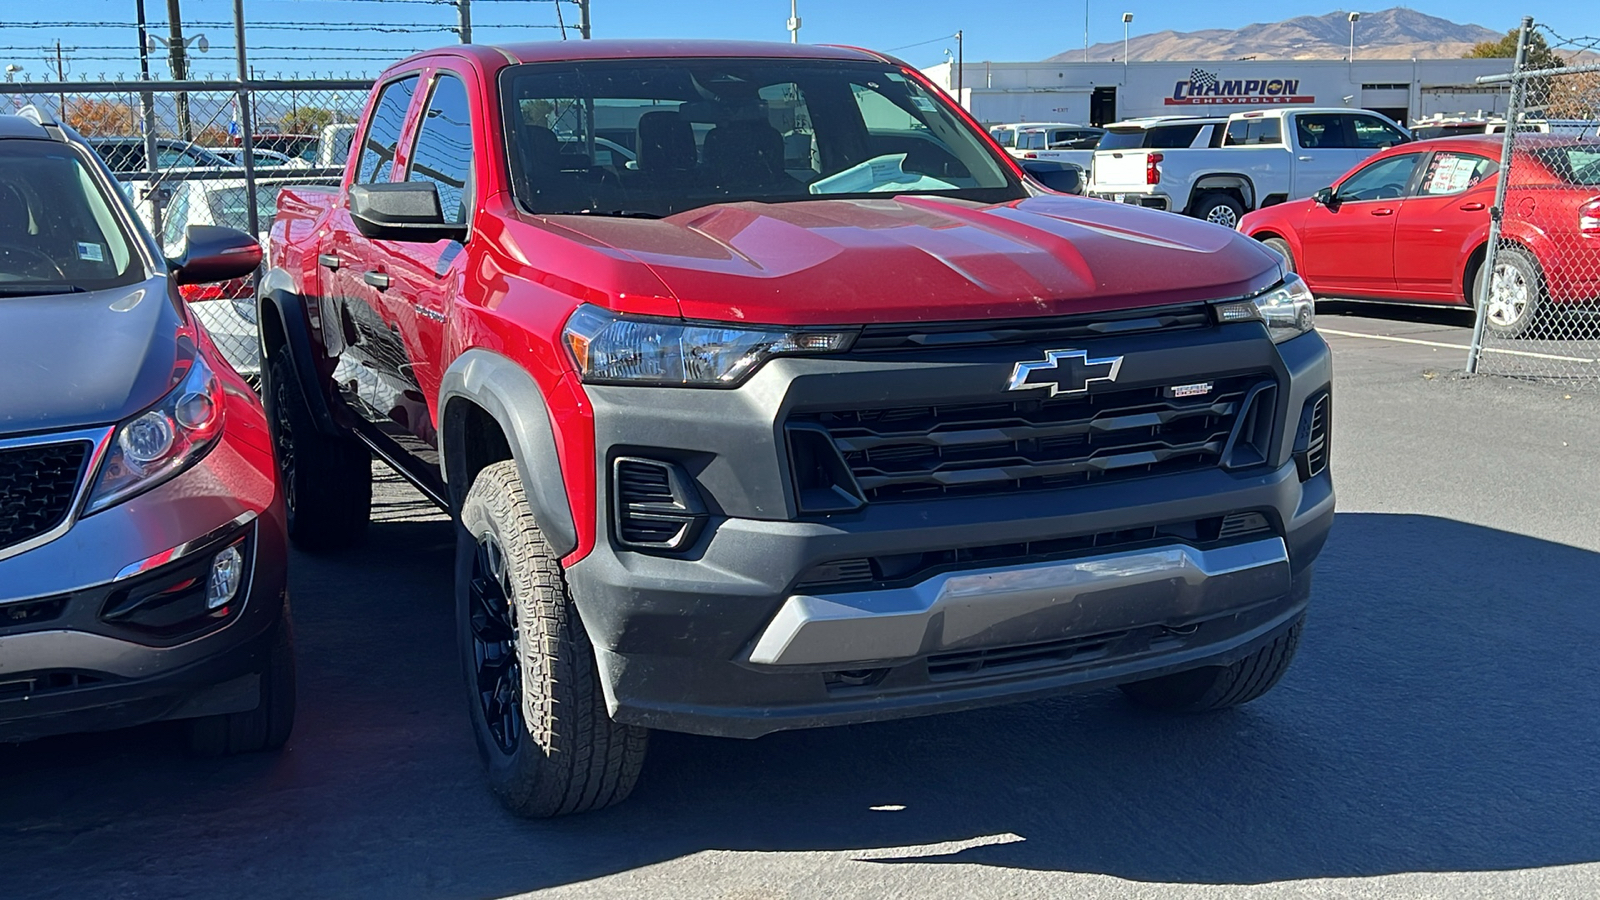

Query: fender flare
<box><xmin>256</xmin><ymin>267</ymin><xmax>342</xmax><ymax>437</ymax></box>
<box><xmin>1190</xmin><ymin>174</ymin><xmax>1257</xmax><ymax>211</ymax></box>
<box><xmin>438</xmin><ymin>348</ymin><xmax>579</xmax><ymax>557</ymax></box>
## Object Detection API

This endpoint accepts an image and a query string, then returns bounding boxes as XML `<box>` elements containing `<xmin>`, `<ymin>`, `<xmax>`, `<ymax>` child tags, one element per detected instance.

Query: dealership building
<box><xmin>922</xmin><ymin>58</ymin><xmax>1515</xmax><ymax>127</ymax></box>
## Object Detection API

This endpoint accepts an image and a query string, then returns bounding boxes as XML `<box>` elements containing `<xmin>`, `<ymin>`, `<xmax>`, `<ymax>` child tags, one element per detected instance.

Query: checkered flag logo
<box><xmin>1190</xmin><ymin>68</ymin><xmax>1219</xmax><ymax>91</ymax></box>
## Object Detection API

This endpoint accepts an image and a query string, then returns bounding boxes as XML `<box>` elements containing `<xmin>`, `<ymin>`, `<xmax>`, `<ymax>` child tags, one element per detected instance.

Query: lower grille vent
<box><xmin>612</xmin><ymin>457</ymin><xmax>707</xmax><ymax>551</ymax></box>
<box><xmin>1294</xmin><ymin>393</ymin><xmax>1331</xmax><ymax>480</ymax></box>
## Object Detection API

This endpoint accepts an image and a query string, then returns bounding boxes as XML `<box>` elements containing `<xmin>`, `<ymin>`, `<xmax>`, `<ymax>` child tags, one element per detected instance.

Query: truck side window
<box><xmin>405</xmin><ymin>73</ymin><xmax>473</xmax><ymax>226</ymax></box>
<box><xmin>1295</xmin><ymin>114</ymin><xmax>1346</xmax><ymax>149</ymax></box>
<box><xmin>356</xmin><ymin>76</ymin><xmax>418</xmax><ymax>185</ymax></box>
<box><xmin>1352</xmin><ymin>115</ymin><xmax>1408</xmax><ymax>150</ymax></box>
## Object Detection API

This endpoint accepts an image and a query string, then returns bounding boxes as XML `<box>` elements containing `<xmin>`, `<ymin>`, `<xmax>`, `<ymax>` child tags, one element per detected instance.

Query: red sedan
<box><xmin>1239</xmin><ymin>134</ymin><xmax>1600</xmax><ymax>336</ymax></box>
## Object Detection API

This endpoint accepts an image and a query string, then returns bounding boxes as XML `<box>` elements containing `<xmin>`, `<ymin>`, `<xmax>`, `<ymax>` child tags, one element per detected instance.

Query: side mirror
<box><xmin>1312</xmin><ymin>187</ymin><xmax>1336</xmax><ymax>207</ymax></box>
<box><xmin>1020</xmin><ymin>160</ymin><xmax>1084</xmax><ymax>196</ymax></box>
<box><xmin>349</xmin><ymin>182</ymin><xmax>467</xmax><ymax>244</ymax></box>
<box><xmin>170</xmin><ymin>225</ymin><xmax>262</xmax><ymax>287</ymax></box>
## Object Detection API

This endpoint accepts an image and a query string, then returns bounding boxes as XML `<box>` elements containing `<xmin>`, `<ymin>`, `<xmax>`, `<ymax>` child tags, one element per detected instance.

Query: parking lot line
<box><xmin>1320</xmin><ymin>328</ymin><xmax>1600</xmax><ymax>364</ymax></box>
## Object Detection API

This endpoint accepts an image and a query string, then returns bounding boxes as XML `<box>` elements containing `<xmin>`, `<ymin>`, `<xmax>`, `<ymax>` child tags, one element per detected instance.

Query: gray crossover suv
<box><xmin>0</xmin><ymin>108</ymin><xmax>295</xmax><ymax>753</ymax></box>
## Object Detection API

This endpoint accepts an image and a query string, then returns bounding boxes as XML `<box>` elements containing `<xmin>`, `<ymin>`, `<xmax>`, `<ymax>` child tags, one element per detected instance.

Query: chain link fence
<box><xmin>1467</xmin><ymin>20</ymin><xmax>1600</xmax><ymax>386</ymax></box>
<box><xmin>2</xmin><ymin>78</ymin><xmax>368</xmax><ymax>382</ymax></box>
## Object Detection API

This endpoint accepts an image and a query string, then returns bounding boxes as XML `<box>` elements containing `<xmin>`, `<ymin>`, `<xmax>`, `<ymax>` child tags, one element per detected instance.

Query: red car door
<box><xmin>1298</xmin><ymin>152</ymin><xmax>1423</xmax><ymax>297</ymax></box>
<box><xmin>1393</xmin><ymin>150</ymin><xmax>1498</xmax><ymax>302</ymax></box>
<box><xmin>380</xmin><ymin>68</ymin><xmax>478</xmax><ymax>454</ymax></box>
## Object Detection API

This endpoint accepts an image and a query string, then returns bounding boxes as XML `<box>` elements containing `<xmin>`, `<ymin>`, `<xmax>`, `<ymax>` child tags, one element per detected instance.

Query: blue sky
<box><xmin>6</xmin><ymin>0</ymin><xmax>1596</xmax><ymax>80</ymax></box>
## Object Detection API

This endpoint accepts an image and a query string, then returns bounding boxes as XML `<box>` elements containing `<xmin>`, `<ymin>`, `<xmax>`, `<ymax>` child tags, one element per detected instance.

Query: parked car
<box><xmin>85</xmin><ymin>136</ymin><xmax>237</xmax><ymax>174</ymax></box>
<box><xmin>991</xmin><ymin>122</ymin><xmax>1104</xmax><ymax>170</ymax></box>
<box><xmin>0</xmin><ymin>107</ymin><xmax>294</xmax><ymax>753</ymax></box>
<box><xmin>1238</xmin><ymin>134</ymin><xmax>1600</xmax><ymax>337</ymax></box>
<box><xmin>211</xmin><ymin>146</ymin><xmax>311</xmax><ymax>170</ymax></box>
<box><xmin>244</xmin><ymin>133</ymin><xmax>320</xmax><ymax>163</ymax></box>
<box><xmin>264</xmin><ymin>40</ymin><xmax>1332</xmax><ymax>817</ymax></box>
<box><xmin>1090</xmin><ymin>108</ymin><xmax>1412</xmax><ymax>227</ymax></box>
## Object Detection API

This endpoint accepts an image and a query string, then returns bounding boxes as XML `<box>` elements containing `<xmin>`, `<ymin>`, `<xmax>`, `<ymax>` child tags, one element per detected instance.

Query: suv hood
<box><xmin>536</xmin><ymin>194</ymin><xmax>1282</xmax><ymax>325</ymax></box>
<box><xmin>0</xmin><ymin>278</ymin><xmax>181</xmax><ymax>436</ymax></box>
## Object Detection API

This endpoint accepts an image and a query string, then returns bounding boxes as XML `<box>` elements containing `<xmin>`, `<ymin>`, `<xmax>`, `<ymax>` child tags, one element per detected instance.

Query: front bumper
<box><xmin>564</xmin><ymin>325</ymin><xmax>1334</xmax><ymax>738</ymax></box>
<box><xmin>0</xmin><ymin>385</ymin><xmax>288</xmax><ymax>742</ymax></box>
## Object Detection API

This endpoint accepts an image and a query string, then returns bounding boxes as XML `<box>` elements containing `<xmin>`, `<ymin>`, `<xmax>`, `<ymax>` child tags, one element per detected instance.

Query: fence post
<box><xmin>1466</xmin><ymin>15</ymin><xmax>1533</xmax><ymax>375</ymax></box>
<box><xmin>135</xmin><ymin>0</ymin><xmax>163</xmax><ymax>240</ymax></box>
<box><xmin>233</xmin><ymin>0</ymin><xmax>259</xmax><ymax>239</ymax></box>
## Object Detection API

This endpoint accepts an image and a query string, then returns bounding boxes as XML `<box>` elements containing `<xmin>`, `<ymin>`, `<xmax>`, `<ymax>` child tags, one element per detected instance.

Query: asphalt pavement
<box><xmin>4</xmin><ymin>307</ymin><xmax>1599</xmax><ymax>900</ymax></box>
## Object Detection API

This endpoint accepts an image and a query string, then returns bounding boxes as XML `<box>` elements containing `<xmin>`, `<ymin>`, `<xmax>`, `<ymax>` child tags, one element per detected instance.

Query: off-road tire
<box><xmin>1262</xmin><ymin>237</ymin><xmax>1297</xmax><ymax>273</ymax></box>
<box><xmin>1192</xmin><ymin>192</ymin><xmax>1246</xmax><ymax>229</ymax></box>
<box><xmin>1474</xmin><ymin>245</ymin><xmax>1546</xmax><ymax>339</ymax></box>
<box><xmin>188</xmin><ymin>610</ymin><xmax>297</xmax><ymax>755</ymax></box>
<box><xmin>1119</xmin><ymin>616</ymin><xmax>1303</xmax><ymax>712</ymax></box>
<box><xmin>265</xmin><ymin>350</ymin><xmax>371</xmax><ymax>553</ymax></box>
<box><xmin>456</xmin><ymin>460</ymin><xmax>648</xmax><ymax>818</ymax></box>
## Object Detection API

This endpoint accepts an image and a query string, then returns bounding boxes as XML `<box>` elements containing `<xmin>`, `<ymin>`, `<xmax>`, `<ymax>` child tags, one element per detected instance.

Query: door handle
<box><xmin>1297</xmin><ymin>155</ymin><xmax>1313</xmax><ymax>161</ymax></box>
<box><xmin>317</xmin><ymin>253</ymin><xmax>341</xmax><ymax>270</ymax></box>
<box><xmin>363</xmin><ymin>271</ymin><xmax>390</xmax><ymax>291</ymax></box>
<box><xmin>1459</xmin><ymin>201</ymin><xmax>1486</xmax><ymax>211</ymax></box>
<box><xmin>1370</xmin><ymin>208</ymin><xmax>1395</xmax><ymax>217</ymax></box>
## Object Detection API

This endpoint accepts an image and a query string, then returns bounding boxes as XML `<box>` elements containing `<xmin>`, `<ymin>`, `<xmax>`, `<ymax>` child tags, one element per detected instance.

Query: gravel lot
<box><xmin>5</xmin><ymin>307</ymin><xmax>1599</xmax><ymax>900</ymax></box>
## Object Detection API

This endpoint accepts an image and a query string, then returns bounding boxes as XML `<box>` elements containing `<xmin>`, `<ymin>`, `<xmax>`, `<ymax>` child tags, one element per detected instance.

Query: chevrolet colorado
<box><xmin>261</xmin><ymin>40</ymin><xmax>1334</xmax><ymax>817</ymax></box>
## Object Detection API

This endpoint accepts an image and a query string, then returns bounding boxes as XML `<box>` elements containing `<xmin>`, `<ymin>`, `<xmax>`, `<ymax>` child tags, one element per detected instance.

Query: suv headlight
<box><xmin>562</xmin><ymin>304</ymin><xmax>855</xmax><ymax>387</ymax></box>
<box><xmin>85</xmin><ymin>348</ymin><xmax>226</xmax><ymax>514</ymax></box>
<box><xmin>1213</xmin><ymin>274</ymin><xmax>1316</xmax><ymax>343</ymax></box>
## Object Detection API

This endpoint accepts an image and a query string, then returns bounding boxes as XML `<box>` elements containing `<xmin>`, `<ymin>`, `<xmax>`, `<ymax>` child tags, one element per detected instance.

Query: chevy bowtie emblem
<box><xmin>1006</xmin><ymin>349</ymin><xmax>1124</xmax><ymax>396</ymax></box>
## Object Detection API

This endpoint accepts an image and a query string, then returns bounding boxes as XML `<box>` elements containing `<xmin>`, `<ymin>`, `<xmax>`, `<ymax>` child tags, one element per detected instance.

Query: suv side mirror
<box><xmin>1020</xmin><ymin>160</ymin><xmax>1084</xmax><ymax>195</ymax></box>
<box><xmin>349</xmin><ymin>182</ymin><xmax>468</xmax><ymax>244</ymax></box>
<box><xmin>1312</xmin><ymin>187</ymin><xmax>1336</xmax><ymax>207</ymax></box>
<box><xmin>170</xmin><ymin>225</ymin><xmax>262</xmax><ymax>287</ymax></box>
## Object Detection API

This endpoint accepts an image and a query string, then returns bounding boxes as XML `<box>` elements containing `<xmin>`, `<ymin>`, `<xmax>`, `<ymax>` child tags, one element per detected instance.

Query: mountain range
<box><xmin>1050</xmin><ymin>8</ymin><xmax>1502</xmax><ymax>62</ymax></box>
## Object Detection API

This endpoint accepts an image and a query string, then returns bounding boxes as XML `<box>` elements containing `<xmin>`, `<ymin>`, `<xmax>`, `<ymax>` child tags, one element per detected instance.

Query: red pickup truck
<box><xmin>262</xmin><ymin>40</ymin><xmax>1334</xmax><ymax>817</ymax></box>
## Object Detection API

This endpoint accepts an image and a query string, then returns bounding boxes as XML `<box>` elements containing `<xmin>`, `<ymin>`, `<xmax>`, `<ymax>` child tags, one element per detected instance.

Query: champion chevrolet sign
<box><xmin>1166</xmin><ymin>68</ymin><xmax>1316</xmax><ymax>106</ymax></box>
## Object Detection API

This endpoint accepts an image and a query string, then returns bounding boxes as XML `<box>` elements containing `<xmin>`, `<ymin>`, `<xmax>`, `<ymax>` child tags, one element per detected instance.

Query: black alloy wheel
<box><xmin>469</xmin><ymin>531</ymin><xmax>522</xmax><ymax>755</ymax></box>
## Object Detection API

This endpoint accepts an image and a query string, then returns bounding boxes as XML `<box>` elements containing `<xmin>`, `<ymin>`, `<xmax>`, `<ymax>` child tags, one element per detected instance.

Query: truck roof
<box><xmin>389</xmin><ymin>39</ymin><xmax>890</xmax><ymax>71</ymax></box>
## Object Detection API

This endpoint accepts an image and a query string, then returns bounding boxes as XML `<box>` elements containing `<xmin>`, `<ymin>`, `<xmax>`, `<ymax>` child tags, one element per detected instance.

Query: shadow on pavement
<box><xmin>2</xmin><ymin>511</ymin><xmax>1597</xmax><ymax>896</ymax></box>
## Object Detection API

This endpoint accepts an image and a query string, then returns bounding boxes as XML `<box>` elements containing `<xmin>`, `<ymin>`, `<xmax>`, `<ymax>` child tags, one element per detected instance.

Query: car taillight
<box><xmin>1146</xmin><ymin>152</ymin><xmax>1163</xmax><ymax>186</ymax></box>
<box><xmin>1581</xmin><ymin>198</ymin><xmax>1600</xmax><ymax>236</ymax></box>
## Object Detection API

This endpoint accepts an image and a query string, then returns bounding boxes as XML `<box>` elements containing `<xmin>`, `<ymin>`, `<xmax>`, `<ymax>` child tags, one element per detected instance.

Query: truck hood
<box><xmin>537</xmin><ymin>194</ymin><xmax>1283</xmax><ymax>325</ymax></box>
<box><xmin>0</xmin><ymin>277</ymin><xmax>181</xmax><ymax>436</ymax></box>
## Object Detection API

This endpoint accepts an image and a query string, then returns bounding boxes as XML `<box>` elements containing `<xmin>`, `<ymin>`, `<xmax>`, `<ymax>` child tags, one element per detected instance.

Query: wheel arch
<box><xmin>256</xmin><ymin>268</ymin><xmax>341</xmax><ymax>437</ymax></box>
<box><xmin>1190</xmin><ymin>174</ymin><xmax>1257</xmax><ymax>212</ymax></box>
<box><xmin>439</xmin><ymin>349</ymin><xmax>579</xmax><ymax>558</ymax></box>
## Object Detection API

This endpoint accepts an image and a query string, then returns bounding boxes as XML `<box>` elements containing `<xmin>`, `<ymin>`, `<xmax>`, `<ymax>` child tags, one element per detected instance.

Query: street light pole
<box><xmin>956</xmin><ymin>30</ymin><xmax>963</xmax><ymax>107</ymax></box>
<box><xmin>166</xmin><ymin>0</ymin><xmax>190</xmax><ymax>140</ymax></box>
<box><xmin>1348</xmin><ymin>11</ymin><xmax>1360</xmax><ymax>64</ymax></box>
<box><xmin>787</xmin><ymin>0</ymin><xmax>801</xmax><ymax>44</ymax></box>
<box><xmin>457</xmin><ymin>0</ymin><xmax>472</xmax><ymax>44</ymax></box>
<box><xmin>1084</xmin><ymin>1</ymin><xmax>1090</xmax><ymax>62</ymax></box>
<box><xmin>1122</xmin><ymin>12</ymin><xmax>1132</xmax><ymax>67</ymax></box>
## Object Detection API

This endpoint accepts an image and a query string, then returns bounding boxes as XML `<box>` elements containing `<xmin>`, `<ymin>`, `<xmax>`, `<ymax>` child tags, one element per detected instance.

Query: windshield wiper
<box><xmin>549</xmin><ymin>209</ymin><xmax>664</xmax><ymax>219</ymax></box>
<box><xmin>0</xmin><ymin>283</ymin><xmax>87</xmax><ymax>296</ymax></box>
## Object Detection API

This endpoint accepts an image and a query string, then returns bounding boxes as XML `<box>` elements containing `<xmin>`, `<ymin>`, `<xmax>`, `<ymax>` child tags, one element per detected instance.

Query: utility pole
<box><xmin>457</xmin><ymin>0</ymin><xmax>472</xmax><ymax>43</ymax></box>
<box><xmin>1083</xmin><ymin>1</ymin><xmax>1089</xmax><ymax>62</ymax></box>
<box><xmin>578</xmin><ymin>0</ymin><xmax>591</xmax><ymax>39</ymax></box>
<box><xmin>167</xmin><ymin>0</ymin><xmax>190</xmax><ymax>140</ymax></box>
<box><xmin>53</xmin><ymin>40</ymin><xmax>65</xmax><ymax>120</ymax></box>
<box><xmin>233</xmin><ymin>0</ymin><xmax>258</xmax><ymax>238</ymax></box>
<box><xmin>955</xmin><ymin>30</ymin><xmax>963</xmax><ymax>108</ymax></box>
<box><xmin>135</xmin><ymin>0</ymin><xmax>161</xmax><ymax>238</ymax></box>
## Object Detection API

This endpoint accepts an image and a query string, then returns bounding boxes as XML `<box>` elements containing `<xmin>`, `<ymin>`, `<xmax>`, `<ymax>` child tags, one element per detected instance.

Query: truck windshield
<box><xmin>499</xmin><ymin>59</ymin><xmax>1023</xmax><ymax>218</ymax></box>
<box><xmin>0</xmin><ymin>141</ymin><xmax>142</xmax><ymax>295</ymax></box>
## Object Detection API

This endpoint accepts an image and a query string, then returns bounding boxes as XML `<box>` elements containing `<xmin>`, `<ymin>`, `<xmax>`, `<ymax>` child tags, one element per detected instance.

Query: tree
<box><xmin>64</xmin><ymin>98</ymin><xmax>138</xmax><ymax>137</ymax></box>
<box><xmin>1465</xmin><ymin>28</ymin><xmax>1563</xmax><ymax>70</ymax></box>
<box><xmin>278</xmin><ymin>106</ymin><xmax>335</xmax><ymax>136</ymax></box>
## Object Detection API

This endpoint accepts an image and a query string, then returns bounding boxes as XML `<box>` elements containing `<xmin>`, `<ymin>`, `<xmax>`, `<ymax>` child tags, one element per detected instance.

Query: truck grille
<box><xmin>0</xmin><ymin>441</ymin><xmax>91</xmax><ymax>553</ymax></box>
<box><xmin>793</xmin><ymin>375</ymin><xmax>1268</xmax><ymax>504</ymax></box>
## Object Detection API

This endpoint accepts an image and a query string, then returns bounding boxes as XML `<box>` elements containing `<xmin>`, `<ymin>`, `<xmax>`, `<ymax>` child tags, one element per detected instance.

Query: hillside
<box><xmin>1050</xmin><ymin>8</ymin><xmax>1502</xmax><ymax>62</ymax></box>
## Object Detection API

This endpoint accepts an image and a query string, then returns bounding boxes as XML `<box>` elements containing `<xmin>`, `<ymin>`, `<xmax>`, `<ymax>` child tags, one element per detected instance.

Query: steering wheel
<box><xmin>1376</xmin><ymin>184</ymin><xmax>1405</xmax><ymax>200</ymax></box>
<box><xmin>0</xmin><ymin>242</ymin><xmax>68</xmax><ymax>280</ymax></box>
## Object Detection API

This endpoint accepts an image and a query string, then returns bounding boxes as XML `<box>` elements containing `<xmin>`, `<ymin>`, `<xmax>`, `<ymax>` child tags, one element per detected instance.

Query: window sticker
<box><xmin>77</xmin><ymin>241</ymin><xmax>105</xmax><ymax>262</ymax></box>
<box><xmin>911</xmin><ymin>96</ymin><xmax>937</xmax><ymax>112</ymax></box>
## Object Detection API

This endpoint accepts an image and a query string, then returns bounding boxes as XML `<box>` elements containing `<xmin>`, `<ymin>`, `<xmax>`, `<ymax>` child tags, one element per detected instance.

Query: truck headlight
<box><xmin>1213</xmin><ymin>274</ymin><xmax>1316</xmax><ymax>343</ymax></box>
<box><xmin>85</xmin><ymin>347</ymin><xmax>226</xmax><ymax>514</ymax></box>
<box><xmin>562</xmin><ymin>304</ymin><xmax>855</xmax><ymax>387</ymax></box>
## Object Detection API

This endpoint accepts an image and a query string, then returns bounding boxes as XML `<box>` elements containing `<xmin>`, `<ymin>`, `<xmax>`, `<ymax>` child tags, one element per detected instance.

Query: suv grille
<box><xmin>794</xmin><ymin>375</ymin><xmax>1267</xmax><ymax>504</ymax></box>
<box><xmin>0</xmin><ymin>441</ymin><xmax>91</xmax><ymax>553</ymax></box>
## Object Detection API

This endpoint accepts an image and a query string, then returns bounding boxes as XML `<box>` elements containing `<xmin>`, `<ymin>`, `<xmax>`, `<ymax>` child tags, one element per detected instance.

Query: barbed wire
<box><xmin>1535</xmin><ymin>24</ymin><xmax>1600</xmax><ymax>55</ymax></box>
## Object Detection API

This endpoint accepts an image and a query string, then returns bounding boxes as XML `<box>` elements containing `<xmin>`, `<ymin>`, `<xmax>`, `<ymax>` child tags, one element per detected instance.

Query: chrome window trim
<box><xmin>0</xmin><ymin>426</ymin><xmax>116</xmax><ymax>563</ymax></box>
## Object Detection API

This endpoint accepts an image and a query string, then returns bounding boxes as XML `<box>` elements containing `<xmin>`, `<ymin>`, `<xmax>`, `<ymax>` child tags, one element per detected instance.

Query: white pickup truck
<box><xmin>1087</xmin><ymin>108</ymin><xmax>1412</xmax><ymax>227</ymax></box>
<box><xmin>989</xmin><ymin>122</ymin><xmax>1104</xmax><ymax>170</ymax></box>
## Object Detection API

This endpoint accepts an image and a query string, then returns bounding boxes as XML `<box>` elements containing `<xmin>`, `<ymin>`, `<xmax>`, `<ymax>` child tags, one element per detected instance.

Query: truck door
<box><xmin>327</xmin><ymin>74</ymin><xmax>421</xmax><ymax>426</ymax></box>
<box><xmin>381</xmin><ymin>69</ymin><xmax>477</xmax><ymax>458</ymax></box>
<box><xmin>1298</xmin><ymin>152</ymin><xmax>1423</xmax><ymax>296</ymax></box>
<box><xmin>1289</xmin><ymin>113</ymin><xmax>1409</xmax><ymax>201</ymax></box>
<box><xmin>1393</xmin><ymin>150</ymin><xmax>1498</xmax><ymax>300</ymax></box>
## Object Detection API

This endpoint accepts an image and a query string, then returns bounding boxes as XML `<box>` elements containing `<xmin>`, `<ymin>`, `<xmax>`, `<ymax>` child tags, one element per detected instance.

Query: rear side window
<box><xmin>1144</xmin><ymin>124</ymin><xmax>1205</xmax><ymax>149</ymax></box>
<box><xmin>405</xmin><ymin>73</ymin><xmax>474</xmax><ymax>226</ymax></box>
<box><xmin>1224</xmin><ymin>118</ymin><xmax>1282</xmax><ymax>146</ymax></box>
<box><xmin>1295</xmin><ymin>114</ymin><xmax>1347</xmax><ymax>149</ymax></box>
<box><xmin>355</xmin><ymin>76</ymin><xmax>418</xmax><ymax>184</ymax></box>
<box><xmin>1419</xmin><ymin>152</ymin><xmax>1497</xmax><ymax>195</ymax></box>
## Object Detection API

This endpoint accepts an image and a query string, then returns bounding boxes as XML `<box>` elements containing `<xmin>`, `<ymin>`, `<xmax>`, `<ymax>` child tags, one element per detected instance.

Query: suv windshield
<box><xmin>0</xmin><ymin>140</ymin><xmax>142</xmax><ymax>294</ymax></box>
<box><xmin>500</xmin><ymin>59</ymin><xmax>1023</xmax><ymax>218</ymax></box>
